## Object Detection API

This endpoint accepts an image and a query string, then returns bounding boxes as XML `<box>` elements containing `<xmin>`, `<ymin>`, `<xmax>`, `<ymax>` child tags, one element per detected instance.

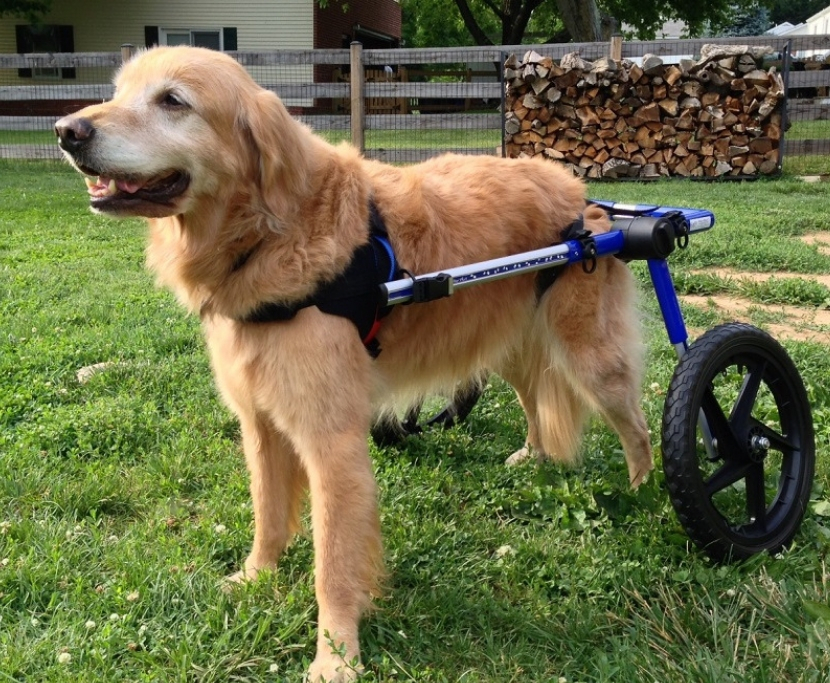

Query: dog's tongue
<box><xmin>115</xmin><ymin>178</ymin><xmax>143</xmax><ymax>194</ymax></box>
<box><xmin>85</xmin><ymin>176</ymin><xmax>145</xmax><ymax>199</ymax></box>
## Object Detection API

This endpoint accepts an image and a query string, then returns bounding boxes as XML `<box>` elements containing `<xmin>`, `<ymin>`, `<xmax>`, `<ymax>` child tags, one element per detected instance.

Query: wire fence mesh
<box><xmin>359</xmin><ymin>47</ymin><xmax>503</xmax><ymax>162</ymax></box>
<box><xmin>0</xmin><ymin>53</ymin><xmax>122</xmax><ymax>160</ymax></box>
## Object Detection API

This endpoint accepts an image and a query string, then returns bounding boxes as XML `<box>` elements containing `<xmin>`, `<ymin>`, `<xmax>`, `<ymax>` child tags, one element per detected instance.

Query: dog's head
<box><xmin>56</xmin><ymin>46</ymin><xmax>311</xmax><ymax>219</ymax></box>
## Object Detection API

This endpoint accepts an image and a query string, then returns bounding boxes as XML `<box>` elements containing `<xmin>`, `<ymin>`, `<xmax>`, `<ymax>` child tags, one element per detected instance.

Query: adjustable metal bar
<box><xmin>380</xmin><ymin>230</ymin><xmax>625</xmax><ymax>307</ymax></box>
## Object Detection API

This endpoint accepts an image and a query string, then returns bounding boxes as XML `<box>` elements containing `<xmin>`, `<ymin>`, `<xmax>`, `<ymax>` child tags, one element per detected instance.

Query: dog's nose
<box><xmin>55</xmin><ymin>116</ymin><xmax>94</xmax><ymax>151</ymax></box>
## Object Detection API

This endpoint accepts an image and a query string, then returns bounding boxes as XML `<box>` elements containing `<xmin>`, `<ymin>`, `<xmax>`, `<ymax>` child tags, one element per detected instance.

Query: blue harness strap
<box><xmin>240</xmin><ymin>201</ymin><xmax>398</xmax><ymax>357</ymax></box>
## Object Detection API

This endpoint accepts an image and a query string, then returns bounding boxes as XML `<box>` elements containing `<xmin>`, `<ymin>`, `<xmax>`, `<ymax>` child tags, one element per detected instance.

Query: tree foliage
<box><xmin>0</xmin><ymin>0</ymin><xmax>51</xmax><ymax>20</ymax></box>
<box><xmin>768</xmin><ymin>0</ymin><xmax>827</xmax><ymax>26</ymax></box>
<box><xmin>717</xmin><ymin>2</ymin><xmax>771</xmax><ymax>37</ymax></box>
<box><xmin>403</xmin><ymin>0</ymin><xmax>769</xmax><ymax>48</ymax></box>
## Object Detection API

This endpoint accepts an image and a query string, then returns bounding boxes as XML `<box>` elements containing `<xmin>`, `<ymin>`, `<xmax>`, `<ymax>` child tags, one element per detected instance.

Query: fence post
<box><xmin>609</xmin><ymin>34</ymin><xmax>623</xmax><ymax>61</ymax></box>
<box><xmin>350</xmin><ymin>41</ymin><xmax>365</xmax><ymax>152</ymax></box>
<box><xmin>121</xmin><ymin>43</ymin><xmax>135</xmax><ymax>63</ymax></box>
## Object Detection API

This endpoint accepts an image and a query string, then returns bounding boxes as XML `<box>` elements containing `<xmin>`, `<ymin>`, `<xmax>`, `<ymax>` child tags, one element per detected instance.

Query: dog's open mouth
<box><xmin>82</xmin><ymin>169</ymin><xmax>191</xmax><ymax>216</ymax></box>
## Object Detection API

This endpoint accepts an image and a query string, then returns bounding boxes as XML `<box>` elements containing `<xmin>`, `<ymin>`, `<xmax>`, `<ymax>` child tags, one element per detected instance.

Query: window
<box><xmin>160</xmin><ymin>28</ymin><xmax>222</xmax><ymax>50</ymax></box>
<box><xmin>15</xmin><ymin>25</ymin><xmax>75</xmax><ymax>79</ymax></box>
<box><xmin>145</xmin><ymin>26</ymin><xmax>237</xmax><ymax>51</ymax></box>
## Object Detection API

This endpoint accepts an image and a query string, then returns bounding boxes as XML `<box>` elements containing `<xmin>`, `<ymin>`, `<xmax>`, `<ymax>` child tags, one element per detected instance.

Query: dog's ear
<box><xmin>244</xmin><ymin>89</ymin><xmax>314</xmax><ymax>219</ymax></box>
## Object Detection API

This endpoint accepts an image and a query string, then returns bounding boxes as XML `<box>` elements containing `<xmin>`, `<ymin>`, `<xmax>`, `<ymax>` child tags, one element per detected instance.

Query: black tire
<box><xmin>370</xmin><ymin>379</ymin><xmax>485</xmax><ymax>447</ymax></box>
<box><xmin>662</xmin><ymin>323</ymin><xmax>815</xmax><ymax>562</ymax></box>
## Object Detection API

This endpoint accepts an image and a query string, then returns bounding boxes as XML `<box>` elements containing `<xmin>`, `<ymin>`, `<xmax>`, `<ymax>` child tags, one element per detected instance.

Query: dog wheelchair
<box><xmin>371</xmin><ymin>201</ymin><xmax>816</xmax><ymax>563</ymax></box>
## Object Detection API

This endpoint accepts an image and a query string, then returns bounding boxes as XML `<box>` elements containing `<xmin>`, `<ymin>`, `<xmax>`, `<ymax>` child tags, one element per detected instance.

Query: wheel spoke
<box><xmin>730</xmin><ymin>360</ymin><xmax>767</xmax><ymax>430</ymax></box>
<box><xmin>705</xmin><ymin>459</ymin><xmax>751</xmax><ymax>497</ymax></box>
<box><xmin>745</xmin><ymin>463</ymin><xmax>767</xmax><ymax>529</ymax></box>
<box><xmin>750</xmin><ymin>418</ymin><xmax>798</xmax><ymax>453</ymax></box>
<box><xmin>701</xmin><ymin>386</ymin><xmax>743</xmax><ymax>455</ymax></box>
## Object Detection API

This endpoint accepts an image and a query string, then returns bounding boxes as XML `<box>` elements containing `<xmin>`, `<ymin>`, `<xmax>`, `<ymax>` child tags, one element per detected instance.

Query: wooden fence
<box><xmin>1</xmin><ymin>34</ymin><xmax>828</xmax><ymax>164</ymax></box>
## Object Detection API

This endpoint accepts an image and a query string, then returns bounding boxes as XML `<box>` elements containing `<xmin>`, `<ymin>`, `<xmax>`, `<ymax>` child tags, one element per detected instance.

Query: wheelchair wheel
<box><xmin>662</xmin><ymin>323</ymin><xmax>815</xmax><ymax>562</ymax></box>
<box><xmin>371</xmin><ymin>379</ymin><xmax>484</xmax><ymax>447</ymax></box>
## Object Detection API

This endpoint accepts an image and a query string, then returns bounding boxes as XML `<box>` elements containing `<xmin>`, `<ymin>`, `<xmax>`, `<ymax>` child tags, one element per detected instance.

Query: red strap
<box><xmin>362</xmin><ymin>317</ymin><xmax>383</xmax><ymax>346</ymax></box>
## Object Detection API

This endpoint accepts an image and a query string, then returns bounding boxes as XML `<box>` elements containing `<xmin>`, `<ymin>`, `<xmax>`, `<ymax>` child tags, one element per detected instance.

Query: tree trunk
<box><xmin>555</xmin><ymin>0</ymin><xmax>602</xmax><ymax>42</ymax></box>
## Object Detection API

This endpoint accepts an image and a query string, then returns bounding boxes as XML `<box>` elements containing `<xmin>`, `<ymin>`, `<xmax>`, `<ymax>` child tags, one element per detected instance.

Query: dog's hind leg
<box><xmin>499</xmin><ymin>332</ymin><xmax>591</xmax><ymax>468</ymax></box>
<box><xmin>504</xmin><ymin>387</ymin><xmax>545</xmax><ymax>466</ymax></box>
<box><xmin>228</xmin><ymin>412</ymin><xmax>307</xmax><ymax>584</ymax></box>
<box><xmin>538</xmin><ymin>258</ymin><xmax>653</xmax><ymax>488</ymax></box>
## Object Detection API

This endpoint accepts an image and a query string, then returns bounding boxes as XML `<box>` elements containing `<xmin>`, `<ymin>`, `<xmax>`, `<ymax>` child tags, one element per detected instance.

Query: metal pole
<box><xmin>500</xmin><ymin>50</ymin><xmax>507</xmax><ymax>158</ymax></box>
<box><xmin>779</xmin><ymin>40</ymin><xmax>791</xmax><ymax>175</ymax></box>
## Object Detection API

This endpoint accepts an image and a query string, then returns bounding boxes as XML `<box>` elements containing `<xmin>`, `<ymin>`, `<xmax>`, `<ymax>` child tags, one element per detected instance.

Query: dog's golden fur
<box><xmin>56</xmin><ymin>46</ymin><xmax>653</xmax><ymax>682</ymax></box>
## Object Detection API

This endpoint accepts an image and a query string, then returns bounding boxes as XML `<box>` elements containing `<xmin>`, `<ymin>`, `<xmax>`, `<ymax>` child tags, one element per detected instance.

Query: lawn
<box><xmin>2</xmin><ymin>160</ymin><xmax>830</xmax><ymax>682</ymax></box>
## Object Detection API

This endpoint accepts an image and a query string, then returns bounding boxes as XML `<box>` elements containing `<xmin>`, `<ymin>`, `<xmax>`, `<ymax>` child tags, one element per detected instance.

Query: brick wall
<box><xmin>314</xmin><ymin>0</ymin><xmax>401</xmax><ymax>50</ymax></box>
<box><xmin>313</xmin><ymin>0</ymin><xmax>401</xmax><ymax>112</ymax></box>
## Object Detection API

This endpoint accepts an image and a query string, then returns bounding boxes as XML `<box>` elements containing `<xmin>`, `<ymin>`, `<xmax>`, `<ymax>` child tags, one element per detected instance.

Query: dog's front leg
<box><xmin>301</xmin><ymin>430</ymin><xmax>382</xmax><ymax>683</ymax></box>
<box><xmin>228</xmin><ymin>412</ymin><xmax>306</xmax><ymax>583</ymax></box>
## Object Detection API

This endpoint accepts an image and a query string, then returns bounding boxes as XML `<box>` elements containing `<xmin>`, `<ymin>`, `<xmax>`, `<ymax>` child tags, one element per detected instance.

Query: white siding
<box><xmin>0</xmin><ymin>0</ymin><xmax>314</xmax><ymax>54</ymax></box>
<box><xmin>806</xmin><ymin>6</ymin><xmax>830</xmax><ymax>36</ymax></box>
<box><xmin>0</xmin><ymin>0</ymin><xmax>315</xmax><ymax>88</ymax></box>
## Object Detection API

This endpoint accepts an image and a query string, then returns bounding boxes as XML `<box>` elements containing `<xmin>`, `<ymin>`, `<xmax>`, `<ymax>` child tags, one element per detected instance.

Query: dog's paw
<box><xmin>628</xmin><ymin>466</ymin><xmax>653</xmax><ymax>489</ymax></box>
<box><xmin>306</xmin><ymin>655</ymin><xmax>363</xmax><ymax>683</ymax></box>
<box><xmin>627</xmin><ymin>455</ymin><xmax>654</xmax><ymax>489</ymax></box>
<box><xmin>221</xmin><ymin>565</ymin><xmax>271</xmax><ymax>593</ymax></box>
<box><xmin>505</xmin><ymin>445</ymin><xmax>543</xmax><ymax>466</ymax></box>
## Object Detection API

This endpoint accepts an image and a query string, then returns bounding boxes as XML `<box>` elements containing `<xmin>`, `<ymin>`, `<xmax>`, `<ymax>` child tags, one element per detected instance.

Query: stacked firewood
<box><xmin>504</xmin><ymin>45</ymin><xmax>785</xmax><ymax>178</ymax></box>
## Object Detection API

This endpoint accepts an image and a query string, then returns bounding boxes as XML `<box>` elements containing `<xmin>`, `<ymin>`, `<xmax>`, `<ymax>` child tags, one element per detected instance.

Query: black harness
<box><xmin>239</xmin><ymin>202</ymin><xmax>397</xmax><ymax>357</ymax></box>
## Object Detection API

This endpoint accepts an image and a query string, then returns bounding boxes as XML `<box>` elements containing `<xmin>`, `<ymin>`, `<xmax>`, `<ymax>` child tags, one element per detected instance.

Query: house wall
<box><xmin>0</xmin><ymin>0</ymin><xmax>314</xmax><ymax>54</ymax></box>
<box><xmin>0</xmin><ymin>0</ymin><xmax>316</xmax><ymax>109</ymax></box>
<box><xmin>312</xmin><ymin>0</ymin><xmax>400</xmax><ymax>113</ymax></box>
<box><xmin>806</xmin><ymin>6</ymin><xmax>830</xmax><ymax>35</ymax></box>
<box><xmin>314</xmin><ymin>0</ymin><xmax>401</xmax><ymax>50</ymax></box>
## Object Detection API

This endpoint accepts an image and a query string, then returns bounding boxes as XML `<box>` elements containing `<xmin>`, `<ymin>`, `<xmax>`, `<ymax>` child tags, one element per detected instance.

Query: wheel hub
<box><xmin>747</xmin><ymin>427</ymin><xmax>770</xmax><ymax>463</ymax></box>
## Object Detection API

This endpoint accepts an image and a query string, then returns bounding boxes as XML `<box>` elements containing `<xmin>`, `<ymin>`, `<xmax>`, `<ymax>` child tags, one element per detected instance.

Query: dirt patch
<box><xmin>801</xmin><ymin>233</ymin><xmax>830</xmax><ymax>257</ymax></box>
<box><xmin>680</xmin><ymin>293</ymin><xmax>830</xmax><ymax>344</ymax></box>
<box><xmin>681</xmin><ymin>241</ymin><xmax>830</xmax><ymax>344</ymax></box>
<box><xmin>690</xmin><ymin>267</ymin><xmax>830</xmax><ymax>288</ymax></box>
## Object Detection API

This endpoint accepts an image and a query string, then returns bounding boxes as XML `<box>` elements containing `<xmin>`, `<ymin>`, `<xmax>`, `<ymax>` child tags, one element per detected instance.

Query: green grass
<box><xmin>788</xmin><ymin>120</ymin><xmax>830</xmax><ymax>141</ymax></box>
<box><xmin>0</xmin><ymin>130</ymin><xmax>55</xmax><ymax>145</ymax></box>
<box><xmin>2</xmin><ymin>161</ymin><xmax>830</xmax><ymax>681</ymax></box>
<box><xmin>784</xmin><ymin>154</ymin><xmax>830</xmax><ymax>176</ymax></box>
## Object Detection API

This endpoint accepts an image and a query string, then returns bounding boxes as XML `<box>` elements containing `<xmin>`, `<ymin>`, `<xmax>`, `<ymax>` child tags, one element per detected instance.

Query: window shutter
<box><xmin>145</xmin><ymin>26</ymin><xmax>159</xmax><ymax>48</ymax></box>
<box><xmin>15</xmin><ymin>25</ymin><xmax>33</xmax><ymax>78</ymax></box>
<box><xmin>59</xmin><ymin>25</ymin><xmax>76</xmax><ymax>79</ymax></box>
<box><xmin>222</xmin><ymin>27</ymin><xmax>237</xmax><ymax>51</ymax></box>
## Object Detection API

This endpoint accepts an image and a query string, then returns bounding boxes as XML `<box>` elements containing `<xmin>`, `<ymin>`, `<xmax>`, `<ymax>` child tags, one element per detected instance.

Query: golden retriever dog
<box><xmin>55</xmin><ymin>46</ymin><xmax>653</xmax><ymax>682</ymax></box>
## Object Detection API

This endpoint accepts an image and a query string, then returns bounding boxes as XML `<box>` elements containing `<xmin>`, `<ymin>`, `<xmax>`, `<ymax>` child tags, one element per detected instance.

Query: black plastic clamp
<box><xmin>411</xmin><ymin>273</ymin><xmax>454</xmax><ymax>303</ymax></box>
<box><xmin>615</xmin><ymin>211</ymin><xmax>689</xmax><ymax>261</ymax></box>
<box><xmin>561</xmin><ymin>216</ymin><xmax>597</xmax><ymax>274</ymax></box>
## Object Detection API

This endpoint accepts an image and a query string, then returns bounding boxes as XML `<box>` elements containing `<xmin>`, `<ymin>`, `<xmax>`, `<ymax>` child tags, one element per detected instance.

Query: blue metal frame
<box><xmin>648</xmin><ymin>258</ymin><xmax>689</xmax><ymax>356</ymax></box>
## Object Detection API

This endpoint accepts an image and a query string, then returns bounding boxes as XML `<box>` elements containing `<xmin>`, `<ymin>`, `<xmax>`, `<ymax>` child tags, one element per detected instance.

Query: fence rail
<box><xmin>2</xmin><ymin>34</ymin><xmax>828</xmax><ymax>166</ymax></box>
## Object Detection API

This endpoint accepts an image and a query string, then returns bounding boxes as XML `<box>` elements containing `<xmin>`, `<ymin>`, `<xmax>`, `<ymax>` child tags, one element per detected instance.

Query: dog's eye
<box><xmin>160</xmin><ymin>92</ymin><xmax>188</xmax><ymax>109</ymax></box>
